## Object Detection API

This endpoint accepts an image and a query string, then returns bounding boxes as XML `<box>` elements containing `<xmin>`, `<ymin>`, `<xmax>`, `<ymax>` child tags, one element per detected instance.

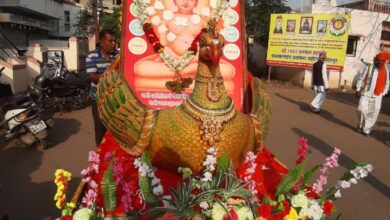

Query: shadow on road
<box><xmin>327</xmin><ymin>92</ymin><xmax>358</xmax><ymax>108</ymax></box>
<box><xmin>292</xmin><ymin>127</ymin><xmax>390</xmax><ymax>199</ymax></box>
<box><xmin>275</xmin><ymin>93</ymin><xmax>355</xmax><ymax>130</ymax></box>
<box><xmin>47</xmin><ymin>118</ymin><xmax>81</xmax><ymax>148</ymax></box>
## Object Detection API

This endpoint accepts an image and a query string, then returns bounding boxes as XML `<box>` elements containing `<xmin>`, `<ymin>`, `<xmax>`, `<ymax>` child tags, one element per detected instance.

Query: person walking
<box><xmin>86</xmin><ymin>29</ymin><xmax>118</xmax><ymax>145</ymax></box>
<box><xmin>310</xmin><ymin>52</ymin><xmax>329</xmax><ymax>113</ymax></box>
<box><xmin>356</xmin><ymin>52</ymin><xmax>390</xmax><ymax>136</ymax></box>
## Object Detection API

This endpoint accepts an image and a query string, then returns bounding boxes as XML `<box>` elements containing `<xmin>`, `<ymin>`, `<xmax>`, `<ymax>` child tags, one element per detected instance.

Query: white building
<box><xmin>272</xmin><ymin>0</ymin><xmax>390</xmax><ymax>89</ymax></box>
<box><xmin>0</xmin><ymin>0</ymin><xmax>87</xmax><ymax>94</ymax></box>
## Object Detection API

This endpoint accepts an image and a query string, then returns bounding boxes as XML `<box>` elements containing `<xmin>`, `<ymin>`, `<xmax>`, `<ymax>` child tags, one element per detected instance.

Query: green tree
<box><xmin>74</xmin><ymin>0</ymin><xmax>121</xmax><ymax>42</ymax></box>
<box><xmin>99</xmin><ymin>7</ymin><xmax>121</xmax><ymax>41</ymax></box>
<box><xmin>245</xmin><ymin>0</ymin><xmax>291</xmax><ymax>47</ymax></box>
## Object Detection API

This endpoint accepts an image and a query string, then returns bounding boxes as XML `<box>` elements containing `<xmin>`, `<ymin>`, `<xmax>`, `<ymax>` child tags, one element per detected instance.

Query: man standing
<box><xmin>356</xmin><ymin>52</ymin><xmax>390</xmax><ymax>136</ymax></box>
<box><xmin>310</xmin><ymin>52</ymin><xmax>329</xmax><ymax>113</ymax></box>
<box><xmin>86</xmin><ymin>29</ymin><xmax>118</xmax><ymax>145</ymax></box>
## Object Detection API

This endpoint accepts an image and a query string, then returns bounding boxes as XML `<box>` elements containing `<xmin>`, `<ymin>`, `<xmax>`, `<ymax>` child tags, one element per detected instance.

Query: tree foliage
<box><xmin>74</xmin><ymin>0</ymin><xmax>121</xmax><ymax>42</ymax></box>
<box><xmin>245</xmin><ymin>0</ymin><xmax>291</xmax><ymax>47</ymax></box>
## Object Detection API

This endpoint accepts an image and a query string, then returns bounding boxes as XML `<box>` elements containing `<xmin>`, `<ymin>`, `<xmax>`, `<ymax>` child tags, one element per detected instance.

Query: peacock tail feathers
<box><xmin>250</xmin><ymin>78</ymin><xmax>272</xmax><ymax>143</ymax></box>
<box><xmin>96</xmin><ymin>56</ymin><xmax>147</xmax><ymax>147</ymax></box>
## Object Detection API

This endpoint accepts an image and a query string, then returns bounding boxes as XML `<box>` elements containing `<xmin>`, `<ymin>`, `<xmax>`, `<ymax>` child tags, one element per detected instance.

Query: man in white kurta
<box><xmin>356</xmin><ymin>53</ymin><xmax>390</xmax><ymax>135</ymax></box>
<box><xmin>310</xmin><ymin>52</ymin><xmax>329</xmax><ymax>113</ymax></box>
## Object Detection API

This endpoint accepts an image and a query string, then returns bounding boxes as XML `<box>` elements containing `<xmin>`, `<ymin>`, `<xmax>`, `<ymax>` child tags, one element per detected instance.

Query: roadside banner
<box><xmin>266</xmin><ymin>13</ymin><xmax>351</xmax><ymax>70</ymax></box>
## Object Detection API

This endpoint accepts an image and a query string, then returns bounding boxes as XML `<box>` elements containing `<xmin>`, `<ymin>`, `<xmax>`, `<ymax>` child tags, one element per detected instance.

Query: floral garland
<box><xmin>243</xmin><ymin>151</ymin><xmax>258</xmax><ymax>198</ymax></box>
<box><xmin>133</xmin><ymin>0</ymin><xmax>229</xmax><ymax>92</ymax></box>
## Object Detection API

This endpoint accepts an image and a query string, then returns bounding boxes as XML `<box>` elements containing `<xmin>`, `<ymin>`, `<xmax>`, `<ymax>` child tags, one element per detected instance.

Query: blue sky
<box><xmin>286</xmin><ymin>0</ymin><xmax>390</xmax><ymax>9</ymax></box>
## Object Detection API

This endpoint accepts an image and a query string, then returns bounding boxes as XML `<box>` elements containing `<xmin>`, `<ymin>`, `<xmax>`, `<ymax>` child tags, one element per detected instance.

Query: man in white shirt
<box><xmin>310</xmin><ymin>52</ymin><xmax>329</xmax><ymax>113</ymax></box>
<box><xmin>356</xmin><ymin>52</ymin><xmax>390</xmax><ymax>136</ymax></box>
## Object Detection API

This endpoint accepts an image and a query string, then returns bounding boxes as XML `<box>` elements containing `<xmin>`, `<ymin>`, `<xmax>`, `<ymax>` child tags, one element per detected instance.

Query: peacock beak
<box><xmin>207</xmin><ymin>39</ymin><xmax>222</xmax><ymax>66</ymax></box>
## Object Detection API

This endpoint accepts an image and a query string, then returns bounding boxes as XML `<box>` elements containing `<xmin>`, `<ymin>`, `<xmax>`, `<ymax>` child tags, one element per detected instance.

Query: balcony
<box><xmin>0</xmin><ymin>0</ymin><xmax>63</xmax><ymax>19</ymax></box>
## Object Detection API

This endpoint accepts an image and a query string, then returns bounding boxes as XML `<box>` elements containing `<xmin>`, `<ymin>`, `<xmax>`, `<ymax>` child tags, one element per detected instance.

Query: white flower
<box><xmin>199</xmin><ymin>201</ymin><xmax>209</xmax><ymax>210</ymax></box>
<box><xmin>207</xmin><ymin>147</ymin><xmax>217</xmax><ymax>155</ymax></box>
<box><xmin>349</xmin><ymin>178</ymin><xmax>358</xmax><ymax>184</ymax></box>
<box><xmin>73</xmin><ymin>208</ymin><xmax>94</xmax><ymax>220</ymax></box>
<box><xmin>338</xmin><ymin>180</ymin><xmax>351</xmax><ymax>189</ymax></box>
<box><xmin>365</xmin><ymin>164</ymin><xmax>374</xmax><ymax>172</ymax></box>
<box><xmin>153</xmin><ymin>184</ymin><xmax>164</xmax><ymax>196</ymax></box>
<box><xmin>163</xmin><ymin>10</ymin><xmax>174</xmax><ymax>21</ymax></box>
<box><xmin>334</xmin><ymin>189</ymin><xmax>342</xmax><ymax>198</ymax></box>
<box><xmin>162</xmin><ymin>195</ymin><xmax>172</xmax><ymax>208</ymax></box>
<box><xmin>235</xmin><ymin>206</ymin><xmax>255</xmax><ymax>220</ymax></box>
<box><xmin>306</xmin><ymin>200</ymin><xmax>324</xmax><ymax>220</ymax></box>
<box><xmin>139</xmin><ymin>164</ymin><xmax>149</xmax><ymax>176</ymax></box>
<box><xmin>291</xmin><ymin>193</ymin><xmax>308</xmax><ymax>208</ymax></box>
<box><xmin>146</xmin><ymin>7</ymin><xmax>155</xmax><ymax>16</ymax></box>
<box><xmin>201</xmin><ymin>171</ymin><xmax>213</xmax><ymax>182</ymax></box>
<box><xmin>151</xmin><ymin>15</ymin><xmax>161</xmax><ymax>26</ymax></box>
<box><xmin>151</xmin><ymin>177</ymin><xmax>161</xmax><ymax>186</ymax></box>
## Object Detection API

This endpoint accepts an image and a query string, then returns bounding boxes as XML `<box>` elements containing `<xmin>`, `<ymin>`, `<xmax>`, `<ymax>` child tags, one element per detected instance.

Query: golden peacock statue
<box><xmin>96</xmin><ymin>21</ymin><xmax>271</xmax><ymax>175</ymax></box>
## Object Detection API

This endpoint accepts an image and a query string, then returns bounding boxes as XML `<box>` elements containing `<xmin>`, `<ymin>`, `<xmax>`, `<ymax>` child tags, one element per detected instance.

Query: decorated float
<box><xmin>54</xmin><ymin>1</ymin><xmax>373</xmax><ymax>219</ymax></box>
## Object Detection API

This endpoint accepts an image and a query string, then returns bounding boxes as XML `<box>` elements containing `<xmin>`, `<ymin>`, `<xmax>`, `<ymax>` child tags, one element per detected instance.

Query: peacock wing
<box><xmin>250</xmin><ymin>78</ymin><xmax>272</xmax><ymax>144</ymax></box>
<box><xmin>96</xmin><ymin>56</ymin><xmax>147</xmax><ymax>147</ymax></box>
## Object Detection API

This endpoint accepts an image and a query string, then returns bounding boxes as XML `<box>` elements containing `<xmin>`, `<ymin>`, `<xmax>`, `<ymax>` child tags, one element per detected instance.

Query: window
<box><xmin>64</xmin><ymin>11</ymin><xmax>70</xmax><ymax>23</ymax></box>
<box><xmin>64</xmin><ymin>24</ymin><xmax>70</xmax><ymax>32</ymax></box>
<box><xmin>346</xmin><ymin>36</ymin><xmax>359</xmax><ymax>57</ymax></box>
<box><xmin>64</xmin><ymin>11</ymin><xmax>70</xmax><ymax>32</ymax></box>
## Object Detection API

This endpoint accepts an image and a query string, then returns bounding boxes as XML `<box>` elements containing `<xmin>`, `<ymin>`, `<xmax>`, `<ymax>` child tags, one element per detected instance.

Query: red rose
<box><xmin>323</xmin><ymin>200</ymin><xmax>334</xmax><ymax>215</ymax></box>
<box><xmin>258</xmin><ymin>204</ymin><xmax>272</xmax><ymax>219</ymax></box>
<box><xmin>60</xmin><ymin>216</ymin><xmax>72</xmax><ymax>220</ymax></box>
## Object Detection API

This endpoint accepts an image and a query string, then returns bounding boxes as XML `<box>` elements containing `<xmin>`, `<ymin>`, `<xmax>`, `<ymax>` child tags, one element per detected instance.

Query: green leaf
<box><xmin>275</xmin><ymin>162</ymin><xmax>306</xmax><ymax>196</ymax></box>
<box><xmin>101</xmin><ymin>160</ymin><xmax>117</xmax><ymax>211</ymax></box>
<box><xmin>138</xmin><ymin>152</ymin><xmax>158</xmax><ymax>205</ymax></box>
<box><xmin>301</xmin><ymin>164</ymin><xmax>322</xmax><ymax>190</ymax></box>
<box><xmin>216</xmin><ymin>153</ymin><xmax>229</xmax><ymax>175</ymax></box>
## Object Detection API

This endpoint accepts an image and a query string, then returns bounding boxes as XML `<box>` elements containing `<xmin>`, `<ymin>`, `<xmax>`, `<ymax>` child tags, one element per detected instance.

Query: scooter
<box><xmin>0</xmin><ymin>86</ymin><xmax>54</xmax><ymax>149</ymax></box>
<box><xmin>0</xmin><ymin>67</ymin><xmax>13</xmax><ymax>99</ymax></box>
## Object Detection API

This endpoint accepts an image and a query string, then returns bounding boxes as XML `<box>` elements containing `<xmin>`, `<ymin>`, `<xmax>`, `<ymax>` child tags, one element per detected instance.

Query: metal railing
<box><xmin>0</xmin><ymin>30</ymin><xmax>27</xmax><ymax>62</ymax></box>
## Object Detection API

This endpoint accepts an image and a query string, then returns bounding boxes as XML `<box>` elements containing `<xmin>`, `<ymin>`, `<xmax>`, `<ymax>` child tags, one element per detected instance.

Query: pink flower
<box><xmin>296</xmin><ymin>137</ymin><xmax>309</xmax><ymax>164</ymax></box>
<box><xmin>88</xmin><ymin>151</ymin><xmax>100</xmax><ymax>164</ymax></box>
<box><xmin>82</xmin><ymin>189</ymin><xmax>97</xmax><ymax>206</ymax></box>
<box><xmin>312</xmin><ymin>147</ymin><xmax>341</xmax><ymax>194</ymax></box>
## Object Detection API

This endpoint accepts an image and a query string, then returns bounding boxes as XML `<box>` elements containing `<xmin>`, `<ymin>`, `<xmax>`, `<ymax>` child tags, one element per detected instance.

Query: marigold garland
<box><xmin>54</xmin><ymin>169</ymin><xmax>72</xmax><ymax>209</ymax></box>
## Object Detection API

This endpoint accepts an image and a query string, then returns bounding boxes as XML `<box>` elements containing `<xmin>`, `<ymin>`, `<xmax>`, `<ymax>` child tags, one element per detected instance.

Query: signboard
<box><xmin>121</xmin><ymin>0</ymin><xmax>245</xmax><ymax>110</ymax></box>
<box><xmin>266</xmin><ymin>13</ymin><xmax>351</xmax><ymax>70</ymax></box>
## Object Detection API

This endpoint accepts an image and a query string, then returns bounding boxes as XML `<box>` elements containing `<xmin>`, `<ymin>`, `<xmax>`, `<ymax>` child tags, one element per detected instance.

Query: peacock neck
<box><xmin>189</xmin><ymin>61</ymin><xmax>231</xmax><ymax>110</ymax></box>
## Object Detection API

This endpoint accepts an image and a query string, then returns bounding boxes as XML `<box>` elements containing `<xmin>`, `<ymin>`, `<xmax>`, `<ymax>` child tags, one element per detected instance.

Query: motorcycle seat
<box><xmin>1</xmin><ymin>96</ymin><xmax>31</xmax><ymax>114</ymax></box>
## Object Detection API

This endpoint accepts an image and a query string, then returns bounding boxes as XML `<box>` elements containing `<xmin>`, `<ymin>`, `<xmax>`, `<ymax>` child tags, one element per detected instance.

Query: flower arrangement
<box><xmin>55</xmin><ymin>136</ymin><xmax>373</xmax><ymax>220</ymax></box>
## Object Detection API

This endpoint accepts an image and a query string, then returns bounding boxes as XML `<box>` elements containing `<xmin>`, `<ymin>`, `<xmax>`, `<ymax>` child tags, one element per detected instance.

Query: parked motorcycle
<box><xmin>33</xmin><ymin>71</ymin><xmax>91</xmax><ymax>111</ymax></box>
<box><xmin>0</xmin><ymin>86</ymin><xmax>54</xmax><ymax>149</ymax></box>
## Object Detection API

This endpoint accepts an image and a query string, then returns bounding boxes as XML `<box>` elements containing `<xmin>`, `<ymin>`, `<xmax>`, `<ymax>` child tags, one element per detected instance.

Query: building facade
<box><xmin>0</xmin><ymin>0</ymin><xmax>81</xmax><ymax>61</ymax></box>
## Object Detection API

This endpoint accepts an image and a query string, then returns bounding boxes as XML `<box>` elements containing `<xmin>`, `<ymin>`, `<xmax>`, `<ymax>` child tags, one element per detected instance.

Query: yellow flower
<box><xmin>283</xmin><ymin>208</ymin><xmax>298</xmax><ymax>220</ymax></box>
<box><xmin>67</xmin><ymin>202</ymin><xmax>76</xmax><ymax>209</ymax></box>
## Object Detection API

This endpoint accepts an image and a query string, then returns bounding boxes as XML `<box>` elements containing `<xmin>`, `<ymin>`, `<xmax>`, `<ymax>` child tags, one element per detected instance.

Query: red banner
<box><xmin>122</xmin><ymin>0</ymin><xmax>245</xmax><ymax>110</ymax></box>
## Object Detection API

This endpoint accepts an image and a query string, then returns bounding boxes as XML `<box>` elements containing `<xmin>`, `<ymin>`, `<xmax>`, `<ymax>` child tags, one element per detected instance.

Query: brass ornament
<box><xmin>195</xmin><ymin>76</ymin><xmax>224</xmax><ymax>102</ymax></box>
<box><xmin>182</xmin><ymin>97</ymin><xmax>236</xmax><ymax>146</ymax></box>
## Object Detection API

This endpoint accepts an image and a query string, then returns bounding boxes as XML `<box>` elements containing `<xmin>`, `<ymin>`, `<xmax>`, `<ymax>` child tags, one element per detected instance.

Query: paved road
<box><xmin>0</xmin><ymin>84</ymin><xmax>389</xmax><ymax>219</ymax></box>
